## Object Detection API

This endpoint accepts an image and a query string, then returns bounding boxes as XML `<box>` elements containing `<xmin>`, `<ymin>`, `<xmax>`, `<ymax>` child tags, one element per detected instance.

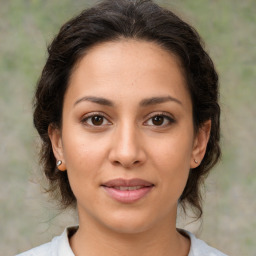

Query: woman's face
<box><xmin>50</xmin><ymin>39</ymin><xmax>209</xmax><ymax>234</ymax></box>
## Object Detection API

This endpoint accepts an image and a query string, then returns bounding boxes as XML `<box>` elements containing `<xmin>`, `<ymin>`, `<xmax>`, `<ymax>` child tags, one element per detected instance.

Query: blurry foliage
<box><xmin>0</xmin><ymin>0</ymin><xmax>255</xmax><ymax>255</ymax></box>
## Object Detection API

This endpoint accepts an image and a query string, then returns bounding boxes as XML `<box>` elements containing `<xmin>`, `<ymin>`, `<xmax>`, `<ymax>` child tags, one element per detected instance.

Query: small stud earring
<box><xmin>194</xmin><ymin>159</ymin><xmax>198</xmax><ymax>164</ymax></box>
<box><xmin>56</xmin><ymin>160</ymin><xmax>66</xmax><ymax>171</ymax></box>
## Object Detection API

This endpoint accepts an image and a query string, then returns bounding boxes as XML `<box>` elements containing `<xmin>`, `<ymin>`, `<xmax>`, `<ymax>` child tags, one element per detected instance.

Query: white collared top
<box><xmin>16</xmin><ymin>226</ymin><xmax>228</xmax><ymax>256</ymax></box>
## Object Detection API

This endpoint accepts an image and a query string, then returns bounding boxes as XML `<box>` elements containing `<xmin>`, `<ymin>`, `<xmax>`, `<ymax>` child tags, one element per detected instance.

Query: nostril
<box><xmin>113</xmin><ymin>160</ymin><xmax>120</xmax><ymax>166</ymax></box>
<box><xmin>112</xmin><ymin>160</ymin><xmax>141</xmax><ymax>168</ymax></box>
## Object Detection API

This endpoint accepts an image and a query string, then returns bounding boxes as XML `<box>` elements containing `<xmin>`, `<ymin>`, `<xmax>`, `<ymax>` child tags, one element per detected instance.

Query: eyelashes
<box><xmin>144</xmin><ymin>113</ymin><xmax>175</xmax><ymax>127</ymax></box>
<box><xmin>81</xmin><ymin>111</ymin><xmax>176</xmax><ymax>128</ymax></box>
<box><xmin>81</xmin><ymin>112</ymin><xmax>111</xmax><ymax>127</ymax></box>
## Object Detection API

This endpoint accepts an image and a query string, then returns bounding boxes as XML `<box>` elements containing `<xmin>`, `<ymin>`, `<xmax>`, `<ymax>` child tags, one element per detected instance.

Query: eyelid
<box><xmin>81</xmin><ymin>112</ymin><xmax>112</xmax><ymax>127</ymax></box>
<box><xmin>146</xmin><ymin>111</ymin><xmax>174</xmax><ymax>119</ymax></box>
<box><xmin>80</xmin><ymin>111</ymin><xmax>175</xmax><ymax>128</ymax></box>
<box><xmin>143</xmin><ymin>111</ymin><xmax>176</xmax><ymax>126</ymax></box>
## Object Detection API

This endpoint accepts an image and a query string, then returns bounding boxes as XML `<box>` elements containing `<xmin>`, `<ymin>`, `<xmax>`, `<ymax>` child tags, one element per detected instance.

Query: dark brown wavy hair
<box><xmin>33</xmin><ymin>0</ymin><xmax>220</xmax><ymax>218</ymax></box>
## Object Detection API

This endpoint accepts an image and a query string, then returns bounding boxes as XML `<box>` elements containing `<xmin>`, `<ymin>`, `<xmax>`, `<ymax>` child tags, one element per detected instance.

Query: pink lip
<box><xmin>101</xmin><ymin>178</ymin><xmax>154</xmax><ymax>203</ymax></box>
<box><xmin>103</xmin><ymin>178</ymin><xmax>153</xmax><ymax>187</ymax></box>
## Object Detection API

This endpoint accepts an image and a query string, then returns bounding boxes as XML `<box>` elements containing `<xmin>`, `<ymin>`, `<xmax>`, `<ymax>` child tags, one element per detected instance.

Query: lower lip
<box><xmin>102</xmin><ymin>186</ymin><xmax>153</xmax><ymax>203</ymax></box>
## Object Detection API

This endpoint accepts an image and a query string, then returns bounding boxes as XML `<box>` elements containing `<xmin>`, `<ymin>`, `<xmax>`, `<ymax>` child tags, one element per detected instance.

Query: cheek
<box><xmin>149</xmin><ymin>131</ymin><xmax>194</xmax><ymax>194</ymax></box>
<box><xmin>62</xmin><ymin>123</ymin><xmax>103</xmax><ymax>163</ymax></box>
<box><xmin>61</xmin><ymin>126</ymin><xmax>108</xmax><ymax>183</ymax></box>
<box><xmin>152</xmin><ymin>132</ymin><xmax>193</xmax><ymax>170</ymax></box>
<box><xmin>61</xmin><ymin>132</ymin><xmax>106</xmax><ymax>202</ymax></box>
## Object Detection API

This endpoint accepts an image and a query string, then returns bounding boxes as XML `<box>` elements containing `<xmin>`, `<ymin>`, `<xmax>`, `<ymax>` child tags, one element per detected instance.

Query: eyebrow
<box><xmin>139</xmin><ymin>96</ymin><xmax>182</xmax><ymax>107</ymax></box>
<box><xmin>74</xmin><ymin>96</ymin><xmax>114</xmax><ymax>107</ymax></box>
<box><xmin>74</xmin><ymin>95</ymin><xmax>182</xmax><ymax>107</ymax></box>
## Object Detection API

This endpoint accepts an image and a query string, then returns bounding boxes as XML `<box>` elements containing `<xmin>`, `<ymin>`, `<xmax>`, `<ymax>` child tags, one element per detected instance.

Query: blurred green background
<box><xmin>0</xmin><ymin>0</ymin><xmax>255</xmax><ymax>255</ymax></box>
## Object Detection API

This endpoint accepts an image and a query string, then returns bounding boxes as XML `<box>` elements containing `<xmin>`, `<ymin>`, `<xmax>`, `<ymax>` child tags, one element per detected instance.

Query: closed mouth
<box><xmin>101</xmin><ymin>178</ymin><xmax>154</xmax><ymax>188</ymax></box>
<box><xmin>101</xmin><ymin>178</ymin><xmax>154</xmax><ymax>203</ymax></box>
<box><xmin>111</xmin><ymin>186</ymin><xmax>147</xmax><ymax>191</ymax></box>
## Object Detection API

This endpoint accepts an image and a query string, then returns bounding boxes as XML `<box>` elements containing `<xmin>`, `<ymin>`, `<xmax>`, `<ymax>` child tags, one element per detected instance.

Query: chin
<box><xmin>106</xmin><ymin>220</ymin><xmax>151</xmax><ymax>235</ymax></box>
<box><xmin>100</xmin><ymin>210</ymin><xmax>159</xmax><ymax>235</ymax></box>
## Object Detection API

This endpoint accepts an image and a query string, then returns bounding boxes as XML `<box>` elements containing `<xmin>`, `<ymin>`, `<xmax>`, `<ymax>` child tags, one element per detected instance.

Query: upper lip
<box><xmin>102</xmin><ymin>178</ymin><xmax>154</xmax><ymax>187</ymax></box>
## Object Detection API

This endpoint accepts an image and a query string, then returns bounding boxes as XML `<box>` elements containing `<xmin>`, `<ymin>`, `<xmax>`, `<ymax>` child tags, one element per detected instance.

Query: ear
<box><xmin>48</xmin><ymin>124</ymin><xmax>65</xmax><ymax>164</ymax></box>
<box><xmin>190</xmin><ymin>120</ymin><xmax>211</xmax><ymax>169</ymax></box>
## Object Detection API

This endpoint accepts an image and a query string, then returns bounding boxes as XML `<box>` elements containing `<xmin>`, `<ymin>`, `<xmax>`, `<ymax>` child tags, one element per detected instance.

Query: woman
<box><xmin>17</xmin><ymin>0</ymin><xmax>227</xmax><ymax>255</ymax></box>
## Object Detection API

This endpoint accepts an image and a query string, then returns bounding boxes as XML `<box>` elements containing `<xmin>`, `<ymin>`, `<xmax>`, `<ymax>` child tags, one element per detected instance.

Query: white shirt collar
<box><xmin>21</xmin><ymin>226</ymin><xmax>227</xmax><ymax>256</ymax></box>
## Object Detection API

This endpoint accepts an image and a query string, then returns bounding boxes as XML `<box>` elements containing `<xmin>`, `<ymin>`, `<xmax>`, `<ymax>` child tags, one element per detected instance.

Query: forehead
<box><xmin>66</xmin><ymin>39</ymin><xmax>191</xmax><ymax>109</ymax></box>
<box><xmin>72</xmin><ymin>39</ymin><xmax>184</xmax><ymax>80</ymax></box>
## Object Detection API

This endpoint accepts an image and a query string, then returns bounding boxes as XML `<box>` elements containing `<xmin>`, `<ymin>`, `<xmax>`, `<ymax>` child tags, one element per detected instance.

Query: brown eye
<box><xmin>82</xmin><ymin>114</ymin><xmax>111</xmax><ymax>127</ymax></box>
<box><xmin>144</xmin><ymin>113</ymin><xmax>175</xmax><ymax>127</ymax></box>
<box><xmin>91</xmin><ymin>116</ymin><xmax>104</xmax><ymax>126</ymax></box>
<box><xmin>152</xmin><ymin>116</ymin><xmax>164</xmax><ymax>126</ymax></box>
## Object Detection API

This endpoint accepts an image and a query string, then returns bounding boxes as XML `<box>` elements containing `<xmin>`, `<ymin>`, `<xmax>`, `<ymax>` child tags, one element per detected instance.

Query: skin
<box><xmin>49</xmin><ymin>39</ymin><xmax>211</xmax><ymax>256</ymax></box>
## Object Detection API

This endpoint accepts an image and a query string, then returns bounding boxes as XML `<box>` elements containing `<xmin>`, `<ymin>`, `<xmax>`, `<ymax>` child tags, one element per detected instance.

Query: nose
<box><xmin>108</xmin><ymin>123</ymin><xmax>146</xmax><ymax>169</ymax></box>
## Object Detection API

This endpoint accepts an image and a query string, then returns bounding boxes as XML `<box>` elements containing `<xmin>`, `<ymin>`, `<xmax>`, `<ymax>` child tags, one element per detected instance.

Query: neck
<box><xmin>70</xmin><ymin>212</ymin><xmax>190</xmax><ymax>256</ymax></box>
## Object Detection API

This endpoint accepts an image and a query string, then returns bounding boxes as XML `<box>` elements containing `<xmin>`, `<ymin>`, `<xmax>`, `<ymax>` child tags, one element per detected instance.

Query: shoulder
<box><xmin>182</xmin><ymin>230</ymin><xmax>228</xmax><ymax>256</ymax></box>
<box><xmin>16</xmin><ymin>227</ymin><xmax>77</xmax><ymax>256</ymax></box>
